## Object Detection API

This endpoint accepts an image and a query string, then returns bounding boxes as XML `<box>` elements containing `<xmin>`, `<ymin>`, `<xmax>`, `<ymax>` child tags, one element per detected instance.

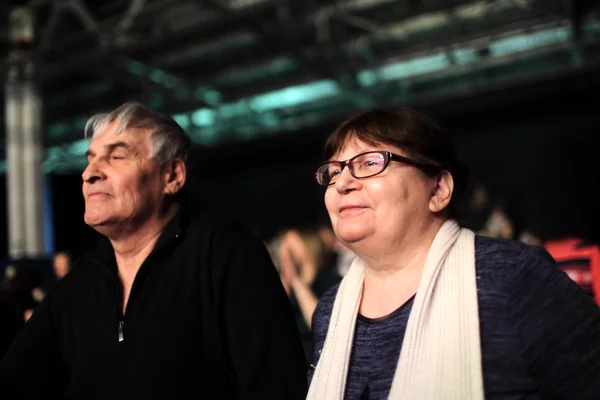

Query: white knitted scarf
<box><xmin>307</xmin><ymin>220</ymin><xmax>484</xmax><ymax>400</ymax></box>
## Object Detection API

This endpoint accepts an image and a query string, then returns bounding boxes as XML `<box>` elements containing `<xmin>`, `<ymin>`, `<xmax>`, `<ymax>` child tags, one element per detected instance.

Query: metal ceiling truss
<box><xmin>1</xmin><ymin>0</ymin><xmax>599</xmax><ymax>173</ymax></box>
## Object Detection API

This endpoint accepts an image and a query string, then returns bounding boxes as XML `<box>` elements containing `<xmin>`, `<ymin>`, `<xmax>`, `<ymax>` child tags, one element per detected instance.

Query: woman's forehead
<box><xmin>330</xmin><ymin>137</ymin><xmax>404</xmax><ymax>160</ymax></box>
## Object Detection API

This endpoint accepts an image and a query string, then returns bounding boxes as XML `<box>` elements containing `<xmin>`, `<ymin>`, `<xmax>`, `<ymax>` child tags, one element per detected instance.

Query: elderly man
<box><xmin>0</xmin><ymin>103</ymin><xmax>308</xmax><ymax>399</ymax></box>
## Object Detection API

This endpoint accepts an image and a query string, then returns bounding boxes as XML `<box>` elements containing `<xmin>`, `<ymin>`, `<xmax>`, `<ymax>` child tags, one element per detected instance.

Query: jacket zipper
<box><xmin>118</xmin><ymin>320</ymin><xmax>125</xmax><ymax>342</ymax></box>
<box><xmin>87</xmin><ymin>232</ymin><xmax>180</xmax><ymax>343</ymax></box>
<box><xmin>89</xmin><ymin>257</ymin><xmax>126</xmax><ymax>343</ymax></box>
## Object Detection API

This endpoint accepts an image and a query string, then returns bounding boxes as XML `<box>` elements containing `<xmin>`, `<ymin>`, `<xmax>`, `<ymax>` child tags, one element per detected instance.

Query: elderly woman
<box><xmin>307</xmin><ymin>108</ymin><xmax>600</xmax><ymax>400</ymax></box>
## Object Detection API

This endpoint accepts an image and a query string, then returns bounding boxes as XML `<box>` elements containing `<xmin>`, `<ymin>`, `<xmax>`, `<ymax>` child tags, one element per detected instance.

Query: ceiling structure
<box><xmin>1</xmin><ymin>0</ymin><xmax>600</xmax><ymax>172</ymax></box>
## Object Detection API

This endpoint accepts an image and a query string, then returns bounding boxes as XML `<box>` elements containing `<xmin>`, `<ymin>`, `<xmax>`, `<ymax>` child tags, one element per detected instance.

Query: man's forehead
<box><xmin>88</xmin><ymin>126</ymin><xmax>147</xmax><ymax>151</ymax></box>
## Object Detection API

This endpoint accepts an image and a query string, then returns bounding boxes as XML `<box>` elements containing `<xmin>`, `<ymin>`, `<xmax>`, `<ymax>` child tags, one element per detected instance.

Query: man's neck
<box><xmin>110</xmin><ymin>205</ymin><xmax>179</xmax><ymax>271</ymax></box>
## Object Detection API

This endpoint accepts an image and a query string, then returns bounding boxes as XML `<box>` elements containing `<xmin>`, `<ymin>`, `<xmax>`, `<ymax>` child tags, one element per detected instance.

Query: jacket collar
<box><xmin>86</xmin><ymin>208</ymin><xmax>188</xmax><ymax>273</ymax></box>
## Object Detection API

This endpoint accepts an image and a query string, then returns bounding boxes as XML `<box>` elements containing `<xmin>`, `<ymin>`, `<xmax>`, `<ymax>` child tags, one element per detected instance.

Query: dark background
<box><xmin>1</xmin><ymin>65</ymin><xmax>598</xmax><ymax>260</ymax></box>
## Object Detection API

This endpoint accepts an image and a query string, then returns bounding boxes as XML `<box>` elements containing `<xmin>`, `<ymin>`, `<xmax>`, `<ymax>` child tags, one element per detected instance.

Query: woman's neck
<box><xmin>357</xmin><ymin>219</ymin><xmax>444</xmax><ymax>318</ymax></box>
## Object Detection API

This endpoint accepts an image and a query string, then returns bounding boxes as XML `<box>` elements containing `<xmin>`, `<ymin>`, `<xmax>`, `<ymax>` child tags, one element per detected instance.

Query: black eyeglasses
<box><xmin>315</xmin><ymin>151</ymin><xmax>436</xmax><ymax>186</ymax></box>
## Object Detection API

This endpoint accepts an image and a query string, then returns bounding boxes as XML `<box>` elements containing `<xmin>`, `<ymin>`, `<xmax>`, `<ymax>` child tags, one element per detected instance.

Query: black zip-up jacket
<box><xmin>0</xmin><ymin>211</ymin><xmax>308</xmax><ymax>399</ymax></box>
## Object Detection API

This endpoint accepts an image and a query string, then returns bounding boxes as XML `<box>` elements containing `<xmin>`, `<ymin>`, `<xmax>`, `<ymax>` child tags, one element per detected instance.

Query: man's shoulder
<box><xmin>184</xmin><ymin>212</ymin><xmax>257</xmax><ymax>240</ymax></box>
<box><xmin>181</xmin><ymin>211</ymin><xmax>271</xmax><ymax>270</ymax></box>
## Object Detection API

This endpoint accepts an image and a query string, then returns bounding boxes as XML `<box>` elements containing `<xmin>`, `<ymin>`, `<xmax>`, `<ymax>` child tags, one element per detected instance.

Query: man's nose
<box><xmin>82</xmin><ymin>160</ymin><xmax>105</xmax><ymax>184</ymax></box>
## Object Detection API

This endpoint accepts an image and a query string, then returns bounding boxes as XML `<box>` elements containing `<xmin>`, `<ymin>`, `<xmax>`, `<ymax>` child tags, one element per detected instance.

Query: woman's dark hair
<box><xmin>323</xmin><ymin>107</ymin><xmax>469</xmax><ymax>217</ymax></box>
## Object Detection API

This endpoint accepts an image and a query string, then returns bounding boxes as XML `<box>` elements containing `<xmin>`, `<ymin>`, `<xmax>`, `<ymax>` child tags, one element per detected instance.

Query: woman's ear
<box><xmin>429</xmin><ymin>171</ymin><xmax>454</xmax><ymax>213</ymax></box>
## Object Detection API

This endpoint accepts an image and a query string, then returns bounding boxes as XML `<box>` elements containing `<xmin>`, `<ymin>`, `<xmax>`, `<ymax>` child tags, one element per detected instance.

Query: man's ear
<box><xmin>429</xmin><ymin>171</ymin><xmax>454</xmax><ymax>213</ymax></box>
<box><xmin>163</xmin><ymin>158</ymin><xmax>186</xmax><ymax>195</ymax></box>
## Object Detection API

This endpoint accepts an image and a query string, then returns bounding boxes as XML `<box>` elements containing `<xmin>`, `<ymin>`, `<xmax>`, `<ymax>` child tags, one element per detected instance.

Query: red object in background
<box><xmin>544</xmin><ymin>237</ymin><xmax>600</xmax><ymax>306</ymax></box>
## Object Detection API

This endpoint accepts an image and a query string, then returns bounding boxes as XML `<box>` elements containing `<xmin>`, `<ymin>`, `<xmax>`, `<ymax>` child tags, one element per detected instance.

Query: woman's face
<box><xmin>324</xmin><ymin>138</ymin><xmax>438</xmax><ymax>250</ymax></box>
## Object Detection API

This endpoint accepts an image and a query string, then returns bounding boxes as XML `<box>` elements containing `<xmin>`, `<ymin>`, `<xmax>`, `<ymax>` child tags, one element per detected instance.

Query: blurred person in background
<box><xmin>23</xmin><ymin>251</ymin><xmax>73</xmax><ymax>322</ymax></box>
<box><xmin>316</xmin><ymin>220</ymin><xmax>356</xmax><ymax>277</ymax></box>
<box><xmin>518</xmin><ymin>229</ymin><xmax>543</xmax><ymax>247</ymax></box>
<box><xmin>0</xmin><ymin>291</ymin><xmax>24</xmax><ymax>360</ymax></box>
<box><xmin>0</xmin><ymin>266</ymin><xmax>26</xmax><ymax>359</ymax></box>
<box><xmin>0</xmin><ymin>102</ymin><xmax>307</xmax><ymax>399</ymax></box>
<box><xmin>278</xmin><ymin>228</ymin><xmax>342</xmax><ymax>363</ymax></box>
<box><xmin>307</xmin><ymin>107</ymin><xmax>600</xmax><ymax>400</ymax></box>
<box><xmin>460</xmin><ymin>182</ymin><xmax>494</xmax><ymax>232</ymax></box>
<box><xmin>479</xmin><ymin>204</ymin><xmax>515</xmax><ymax>240</ymax></box>
<box><xmin>0</xmin><ymin>262</ymin><xmax>37</xmax><ymax>322</ymax></box>
<box><xmin>51</xmin><ymin>251</ymin><xmax>72</xmax><ymax>279</ymax></box>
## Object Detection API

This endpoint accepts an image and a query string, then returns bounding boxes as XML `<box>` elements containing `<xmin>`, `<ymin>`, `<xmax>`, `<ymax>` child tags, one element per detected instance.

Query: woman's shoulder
<box><xmin>475</xmin><ymin>235</ymin><xmax>547</xmax><ymax>262</ymax></box>
<box><xmin>473</xmin><ymin>235</ymin><xmax>583</xmax><ymax>304</ymax></box>
<box><xmin>474</xmin><ymin>235</ymin><xmax>555</xmax><ymax>277</ymax></box>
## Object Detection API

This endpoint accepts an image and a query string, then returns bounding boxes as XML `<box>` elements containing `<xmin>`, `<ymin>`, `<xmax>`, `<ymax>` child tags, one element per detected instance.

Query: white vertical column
<box><xmin>5</xmin><ymin>60</ymin><xmax>26</xmax><ymax>258</ymax></box>
<box><xmin>5</xmin><ymin>6</ymin><xmax>45</xmax><ymax>258</ymax></box>
<box><xmin>21</xmin><ymin>60</ymin><xmax>45</xmax><ymax>256</ymax></box>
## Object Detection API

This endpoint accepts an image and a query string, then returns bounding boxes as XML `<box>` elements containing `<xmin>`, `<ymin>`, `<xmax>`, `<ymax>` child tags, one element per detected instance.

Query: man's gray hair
<box><xmin>84</xmin><ymin>102</ymin><xmax>191</xmax><ymax>168</ymax></box>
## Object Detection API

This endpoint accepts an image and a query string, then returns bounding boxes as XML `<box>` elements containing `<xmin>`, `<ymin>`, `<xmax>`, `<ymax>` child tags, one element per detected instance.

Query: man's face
<box><xmin>81</xmin><ymin>121</ymin><xmax>166</xmax><ymax>232</ymax></box>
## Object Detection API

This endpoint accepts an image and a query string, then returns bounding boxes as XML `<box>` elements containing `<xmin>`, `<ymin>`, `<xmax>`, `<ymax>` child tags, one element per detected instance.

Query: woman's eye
<box><xmin>363</xmin><ymin>159</ymin><xmax>381</xmax><ymax>167</ymax></box>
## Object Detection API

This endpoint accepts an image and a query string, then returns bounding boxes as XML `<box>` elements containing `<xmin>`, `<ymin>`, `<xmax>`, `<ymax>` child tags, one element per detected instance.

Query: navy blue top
<box><xmin>309</xmin><ymin>236</ymin><xmax>600</xmax><ymax>399</ymax></box>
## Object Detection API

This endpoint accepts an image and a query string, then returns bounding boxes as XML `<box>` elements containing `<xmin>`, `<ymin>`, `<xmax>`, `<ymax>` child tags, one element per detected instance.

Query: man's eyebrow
<box><xmin>85</xmin><ymin>141</ymin><xmax>132</xmax><ymax>159</ymax></box>
<box><xmin>107</xmin><ymin>141</ymin><xmax>130</xmax><ymax>152</ymax></box>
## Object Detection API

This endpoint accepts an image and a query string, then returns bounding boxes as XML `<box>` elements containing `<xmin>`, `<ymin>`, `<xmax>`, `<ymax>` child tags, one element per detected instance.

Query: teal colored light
<box><xmin>584</xmin><ymin>21</ymin><xmax>600</xmax><ymax>34</ymax></box>
<box><xmin>218</xmin><ymin>100</ymin><xmax>248</xmax><ymax>119</ymax></box>
<box><xmin>42</xmin><ymin>148</ymin><xmax>63</xmax><ymax>173</ymax></box>
<box><xmin>194</xmin><ymin>88</ymin><xmax>222</xmax><ymax>105</ymax></box>
<box><xmin>0</xmin><ymin>160</ymin><xmax>6</xmax><ymax>173</ymax></box>
<box><xmin>249</xmin><ymin>80</ymin><xmax>340</xmax><ymax>112</ymax></box>
<box><xmin>204</xmin><ymin>90</ymin><xmax>222</xmax><ymax>105</ymax></box>
<box><xmin>193</xmin><ymin>88</ymin><xmax>206</xmax><ymax>101</ymax></box>
<box><xmin>162</xmin><ymin>75</ymin><xmax>179</xmax><ymax>89</ymax></box>
<box><xmin>264</xmin><ymin>58</ymin><xmax>295</xmax><ymax>74</ymax></box>
<box><xmin>149</xmin><ymin>95</ymin><xmax>164</xmax><ymax>109</ymax></box>
<box><xmin>73</xmin><ymin>117</ymin><xmax>88</xmax><ymax>131</ymax></box>
<box><xmin>45</xmin><ymin>147</ymin><xmax>61</xmax><ymax>162</ymax></box>
<box><xmin>259</xmin><ymin>112</ymin><xmax>279</xmax><ymax>128</ymax></box>
<box><xmin>69</xmin><ymin>139</ymin><xmax>91</xmax><ymax>156</ymax></box>
<box><xmin>36</xmin><ymin>23</ymin><xmax>596</xmax><ymax>174</ymax></box>
<box><xmin>191</xmin><ymin>109</ymin><xmax>216</xmax><ymax>127</ymax></box>
<box><xmin>195</xmin><ymin>126</ymin><xmax>219</xmax><ymax>145</ymax></box>
<box><xmin>235</xmin><ymin>125</ymin><xmax>257</xmax><ymax>138</ymax></box>
<box><xmin>215</xmin><ymin>58</ymin><xmax>296</xmax><ymax>85</ymax></box>
<box><xmin>126</xmin><ymin>60</ymin><xmax>144</xmax><ymax>75</ymax></box>
<box><xmin>150</xmin><ymin>69</ymin><xmax>168</xmax><ymax>84</ymax></box>
<box><xmin>377</xmin><ymin>53</ymin><xmax>450</xmax><ymax>81</ymax></box>
<box><xmin>489</xmin><ymin>27</ymin><xmax>569</xmax><ymax>57</ymax></box>
<box><xmin>357</xmin><ymin>70</ymin><xmax>378</xmax><ymax>87</ymax></box>
<box><xmin>172</xmin><ymin>113</ymin><xmax>190</xmax><ymax>130</ymax></box>
<box><xmin>357</xmin><ymin>53</ymin><xmax>450</xmax><ymax>85</ymax></box>
<box><xmin>452</xmin><ymin>48</ymin><xmax>479</xmax><ymax>64</ymax></box>
<box><xmin>42</xmin><ymin>144</ymin><xmax>88</xmax><ymax>173</ymax></box>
